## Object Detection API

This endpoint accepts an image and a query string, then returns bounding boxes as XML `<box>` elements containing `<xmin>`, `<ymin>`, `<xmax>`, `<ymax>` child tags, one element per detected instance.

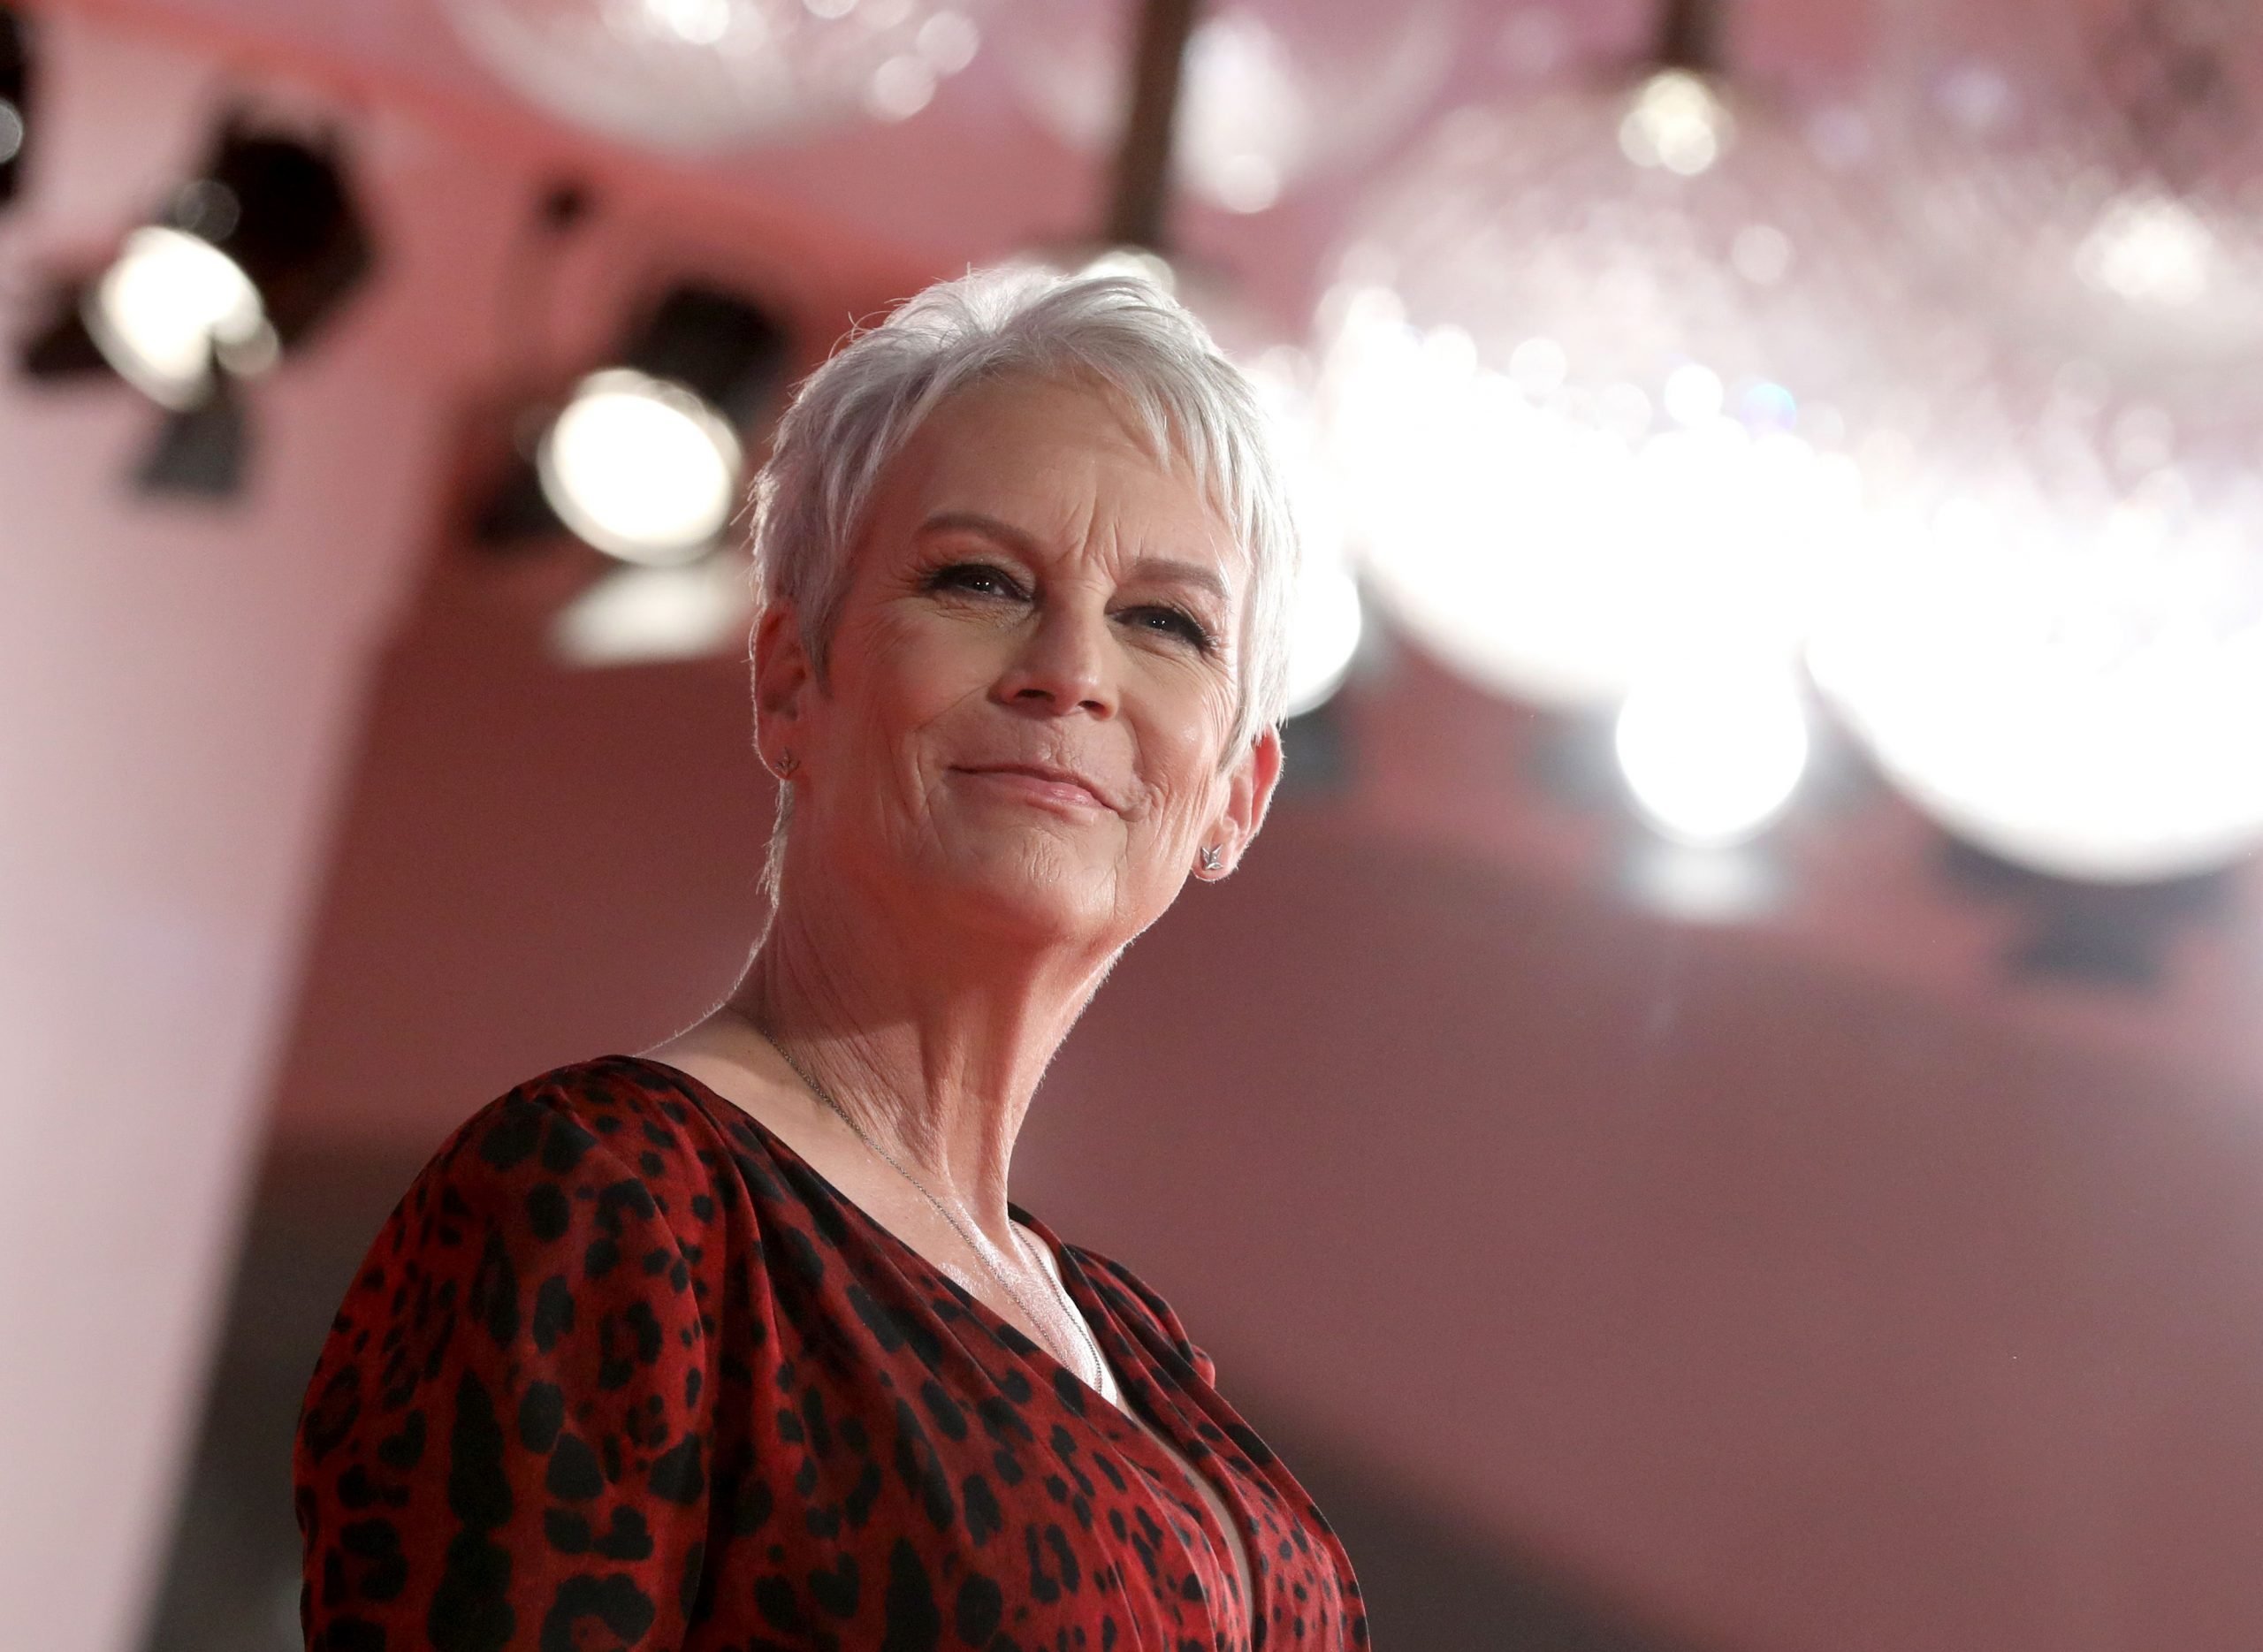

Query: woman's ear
<box><xmin>751</xmin><ymin>601</ymin><xmax>813</xmax><ymax>768</ymax></box>
<box><xmin>1202</xmin><ymin>726</ymin><xmax>1284</xmax><ymax>878</ymax></box>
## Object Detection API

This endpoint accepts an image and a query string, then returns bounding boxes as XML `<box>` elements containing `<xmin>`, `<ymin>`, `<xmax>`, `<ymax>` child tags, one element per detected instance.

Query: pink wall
<box><xmin>0</xmin><ymin>20</ymin><xmax>443</xmax><ymax>1650</ymax></box>
<box><xmin>0</xmin><ymin>13</ymin><xmax>916</xmax><ymax>1648</ymax></box>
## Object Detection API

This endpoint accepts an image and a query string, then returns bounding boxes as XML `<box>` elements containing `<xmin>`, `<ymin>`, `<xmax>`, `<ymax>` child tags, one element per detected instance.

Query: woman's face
<box><xmin>757</xmin><ymin>373</ymin><xmax>1281</xmax><ymax>952</ymax></box>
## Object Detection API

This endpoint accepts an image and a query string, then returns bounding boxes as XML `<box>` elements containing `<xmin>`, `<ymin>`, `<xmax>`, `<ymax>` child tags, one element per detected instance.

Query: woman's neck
<box><xmin>722</xmin><ymin>885</ymin><xmax>1116</xmax><ymax>1245</ymax></box>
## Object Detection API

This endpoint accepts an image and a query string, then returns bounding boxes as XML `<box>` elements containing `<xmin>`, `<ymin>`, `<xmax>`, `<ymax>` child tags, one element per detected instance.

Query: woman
<box><xmin>293</xmin><ymin>268</ymin><xmax>1368</xmax><ymax>1651</ymax></box>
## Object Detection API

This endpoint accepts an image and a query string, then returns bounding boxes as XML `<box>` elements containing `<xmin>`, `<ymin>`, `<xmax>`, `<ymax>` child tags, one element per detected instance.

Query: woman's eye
<box><xmin>1126</xmin><ymin>606</ymin><xmax>1214</xmax><ymax>651</ymax></box>
<box><xmin>929</xmin><ymin>563</ymin><xmax>1021</xmax><ymax>598</ymax></box>
<box><xmin>927</xmin><ymin>566</ymin><xmax>1210</xmax><ymax>650</ymax></box>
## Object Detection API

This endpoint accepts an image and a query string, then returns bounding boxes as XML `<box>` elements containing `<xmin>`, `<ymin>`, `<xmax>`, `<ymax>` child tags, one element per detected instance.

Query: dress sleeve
<box><xmin>293</xmin><ymin>1089</ymin><xmax>714</xmax><ymax>1651</ymax></box>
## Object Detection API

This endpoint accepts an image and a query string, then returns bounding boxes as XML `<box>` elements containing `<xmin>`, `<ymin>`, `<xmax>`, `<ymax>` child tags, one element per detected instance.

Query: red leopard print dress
<box><xmin>293</xmin><ymin>1054</ymin><xmax>1368</xmax><ymax>1651</ymax></box>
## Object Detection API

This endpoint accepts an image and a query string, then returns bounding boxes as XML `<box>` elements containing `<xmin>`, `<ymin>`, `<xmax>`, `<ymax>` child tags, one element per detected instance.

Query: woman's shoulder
<box><xmin>419</xmin><ymin>1053</ymin><xmax>742</xmax><ymax>1245</ymax></box>
<box><xmin>459</xmin><ymin>1050</ymin><xmax>720</xmax><ymax>1144</ymax></box>
<box><xmin>297</xmin><ymin>1058</ymin><xmax>726</xmax><ymax>1646</ymax></box>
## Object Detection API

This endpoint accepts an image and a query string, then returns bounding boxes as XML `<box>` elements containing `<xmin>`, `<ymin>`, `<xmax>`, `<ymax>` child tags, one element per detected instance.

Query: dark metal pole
<box><xmin>1102</xmin><ymin>0</ymin><xmax>1199</xmax><ymax>252</ymax></box>
<box><xmin>1652</xmin><ymin>0</ymin><xmax>1723</xmax><ymax>72</ymax></box>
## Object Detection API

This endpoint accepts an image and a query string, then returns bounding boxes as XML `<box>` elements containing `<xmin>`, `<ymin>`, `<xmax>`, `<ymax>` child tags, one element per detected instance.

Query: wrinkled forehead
<box><xmin>873</xmin><ymin>369</ymin><xmax>1252</xmax><ymax>582</ymax></box>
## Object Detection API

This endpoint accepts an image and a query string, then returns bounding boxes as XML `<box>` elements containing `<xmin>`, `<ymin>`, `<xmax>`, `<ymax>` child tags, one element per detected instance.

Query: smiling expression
<box><xmin>757</xmin><ymin>372</ymin><xmax>1282</xmax><ymax>949</ymax></box>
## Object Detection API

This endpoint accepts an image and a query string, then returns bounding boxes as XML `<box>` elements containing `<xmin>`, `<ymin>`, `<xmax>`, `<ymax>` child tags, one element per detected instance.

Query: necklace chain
<box><xmin>746</xmin><ymin>1020</ymin><xmax>1109</xmax><ymax>1391</ymax></box>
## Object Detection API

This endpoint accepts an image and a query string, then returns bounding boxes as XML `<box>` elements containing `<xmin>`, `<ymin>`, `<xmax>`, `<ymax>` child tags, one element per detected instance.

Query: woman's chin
<box><xmin>917</xmin><ymin>838</ymin><xmax>1126</xmax><ymax>947</ymax></box>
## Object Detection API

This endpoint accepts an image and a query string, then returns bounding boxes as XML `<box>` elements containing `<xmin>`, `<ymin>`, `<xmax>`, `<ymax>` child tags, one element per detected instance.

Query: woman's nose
<box><xmin>994</xmin><ymin>604</ymin><xmax>1116</xmax><ymax>717</ymax></box>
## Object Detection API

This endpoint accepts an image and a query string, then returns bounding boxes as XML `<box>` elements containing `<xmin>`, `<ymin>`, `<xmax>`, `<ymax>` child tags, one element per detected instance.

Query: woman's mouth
<box><xmin>951</xmin><ymin>765</ymin><xmax>1115</xmax><ymax>815</ymax></box>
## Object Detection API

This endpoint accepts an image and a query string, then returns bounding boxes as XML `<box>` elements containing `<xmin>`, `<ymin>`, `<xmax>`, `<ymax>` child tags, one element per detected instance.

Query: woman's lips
<box><xmin>953</xmin><ymin>765</ymin><xmax>1113</xmax><ymax>814</ymax></box>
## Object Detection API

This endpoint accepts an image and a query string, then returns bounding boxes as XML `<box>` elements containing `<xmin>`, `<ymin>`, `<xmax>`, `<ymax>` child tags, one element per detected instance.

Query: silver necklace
<box><xmin>748</xmin><ymin>1020</ymin><xmax>1110</xmax><ymax>1393</ymax></box>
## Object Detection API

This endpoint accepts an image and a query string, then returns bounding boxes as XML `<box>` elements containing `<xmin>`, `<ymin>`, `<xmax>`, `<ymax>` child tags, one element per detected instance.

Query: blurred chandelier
<box><xmin>438</xmin><ymin>0</ymin><xmax>994</xmax><ymax>149</ymax></box>
<box><xmin>1804</xmin><ymin>0</ymin><xmax>2263</xmax><ymax>880</ymax></box>
<box><xmin>1874</xmin><ymin>0</ymin><xmax>2263</xmax><ymax>370</ymax></box>
<box><xmin>1002</xmin><ymin>0</ymin><xmax>1461</xmax><ymax>214</ymax></box>
<box><xmin>1807</xmin><ymin>369</ymin><xmax>2263</xmax><ymax>881</ymax></box>
<box><xmin>1314</xmin><ymin>0</ymin><xmax>1901</xmax><ymax>844</ymax></box>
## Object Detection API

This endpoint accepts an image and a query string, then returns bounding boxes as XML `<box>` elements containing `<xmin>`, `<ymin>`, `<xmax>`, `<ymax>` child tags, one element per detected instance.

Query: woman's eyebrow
<box><xmin>1124</xmin><ymin>558</ymin><xmax>1230</xmax><ymax>605</ymax></box>
<box><xmin>916</xmin><ymin>510</ymin><xmax>1040</xmax><ymax>554</ymax></box>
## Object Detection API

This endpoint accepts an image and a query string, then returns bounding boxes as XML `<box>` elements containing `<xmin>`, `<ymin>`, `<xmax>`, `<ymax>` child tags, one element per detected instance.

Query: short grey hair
<box><xmin>745</xmin><ymin>264</ymin><xmax>1302</xmax><ymax>900</ymax></box>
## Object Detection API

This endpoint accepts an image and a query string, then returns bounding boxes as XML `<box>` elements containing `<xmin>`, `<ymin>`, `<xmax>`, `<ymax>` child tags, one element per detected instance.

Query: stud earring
<box><xmin>773</xmin><ymin>751</ymin><xmax>799</xmax><ymax>779</ymax></box>
<box><xmin>1199</xmin><ymin>844</ymin><xmax>1223</xmax><ymax>875</ymax></box>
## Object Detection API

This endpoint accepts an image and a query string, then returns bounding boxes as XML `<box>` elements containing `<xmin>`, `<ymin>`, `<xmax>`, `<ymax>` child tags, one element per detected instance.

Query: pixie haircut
<box><xmin>745</xmin><ymin>264</ymin><xmax>1302</xmax><ymax>897</ymax></box>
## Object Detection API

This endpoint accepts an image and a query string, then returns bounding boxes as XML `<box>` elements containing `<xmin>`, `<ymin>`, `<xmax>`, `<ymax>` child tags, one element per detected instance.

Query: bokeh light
<box><xmin>440</xmin><ymin>0</ymin><xmax>996</xmax><ymax>149</ymax></box>
<box><xmin>82</xmin><ymin>225</ymin><xmax>274</xmax><ymax>409</ymax></box>
<box><xmin>1808</xmin><ymin>356</ymin><xmax>2263</xmax><ymax>880</ymax></box>
<box><xmin>537</xmin><ymin>367</ymin><xmax>743</xmax><ymax>564</ymax></box>
<box><xmin>1614</xmin><ymin>654</ymin><xmax>1810</xmax><ymax>847</ymax></box>
<box><xmin>551</xmin><ymin>553</ymin><xmax>757</xmax><ymax>666</ymax></box>
<box><xmin>1316</xmin><ymin>82</ymin><xmax>1898</xmax><ymax>715</ymax></box>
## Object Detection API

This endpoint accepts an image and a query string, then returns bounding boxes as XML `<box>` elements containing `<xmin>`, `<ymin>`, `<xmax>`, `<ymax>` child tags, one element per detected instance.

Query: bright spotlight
<box><xmin>83</xmin><ymin>226</ymin><xmax>271</xmax><ymax>408</ymax></box>
<box><xmin>24</xmin><ymin>122</ymin><xmax>372</xmax><ymax>407</ymax></box>
<box><xmin>537</xmin><ymin>369</ymin><xmax>744</xmax><ymax>564</ymax></box>
<box><xmin>1617</xmin><ymin>69</ymin><xmax>1733</xmax><ymax>176</ymax></box>
<box><xmin>13</xmin><ymin>116</ymin><xmax>376</xmax><ymax>496</ymax></box>
<box><xmin>1613</xmin><ymin>659</ymin><xmax>1810</xmax><ymax>846</ymax></box>
<box><xmin>482</xmin><ymin>283</ymin><xmax>788</xmax><ymax>563</ymax></box>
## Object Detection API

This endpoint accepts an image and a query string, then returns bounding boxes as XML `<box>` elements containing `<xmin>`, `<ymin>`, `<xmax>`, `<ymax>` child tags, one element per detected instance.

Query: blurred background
<box><xmin>5</xmin><ymin>0</ymin><xmax>2263</xmax><ymax>1648</ymax></box>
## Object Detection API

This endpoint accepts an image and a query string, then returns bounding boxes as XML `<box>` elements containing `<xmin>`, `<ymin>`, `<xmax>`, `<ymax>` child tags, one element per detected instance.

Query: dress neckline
<box><xmin>617</xmin><ymin>1054</ymin><xmax>1124</xmax><ymax>1397</ymax></box>
<box><xmin>611</xmin><ymin>1052</ymin><xmax>1255</xmax><ymax>1630</ymax></box>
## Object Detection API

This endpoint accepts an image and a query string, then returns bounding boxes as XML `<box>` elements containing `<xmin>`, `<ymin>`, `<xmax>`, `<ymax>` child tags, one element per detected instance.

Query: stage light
<box><xmin>537</xmin><ymin>367</ymin><xmax>743</xmax><ymax>563</ymax></box>
<box><xmin>13</xmin><ymin>117</ymin><xmax>376</xmax><ymax>496</ymax></box>
<box><xmin>85</xmin><ymin>225</ymin><xmax>272</xmax><ymax>408</ymax></box>
<box><xmin>1613</xmin><ymin>656</ymin><xmax>1810</xmax><ymax>847</ymax></box>
<box><xmin>1</xmin><ymin>8</ymin><xmax>31</xmax><ymax>210</ymax></box>
<box><xmin>24</xmin><ymin>120</ymin><xmax>374</xmax><ymax>405</ymax></box>
<box><xmin>85</xmin><ymin>121</ymin><xmax>372</xmax><ymax>404</ymax></box>
<box><xmin>486</xmin><ymin>284</ymin><xmax>789</xmax><ymax>563</ymax></box>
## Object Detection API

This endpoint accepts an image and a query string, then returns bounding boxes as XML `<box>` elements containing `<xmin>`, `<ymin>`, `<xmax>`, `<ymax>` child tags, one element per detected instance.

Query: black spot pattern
<box><xmin>294</xmin><ymin>1056</ymin><xmax>1365</xmax><ymax>1649</ymax></box>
